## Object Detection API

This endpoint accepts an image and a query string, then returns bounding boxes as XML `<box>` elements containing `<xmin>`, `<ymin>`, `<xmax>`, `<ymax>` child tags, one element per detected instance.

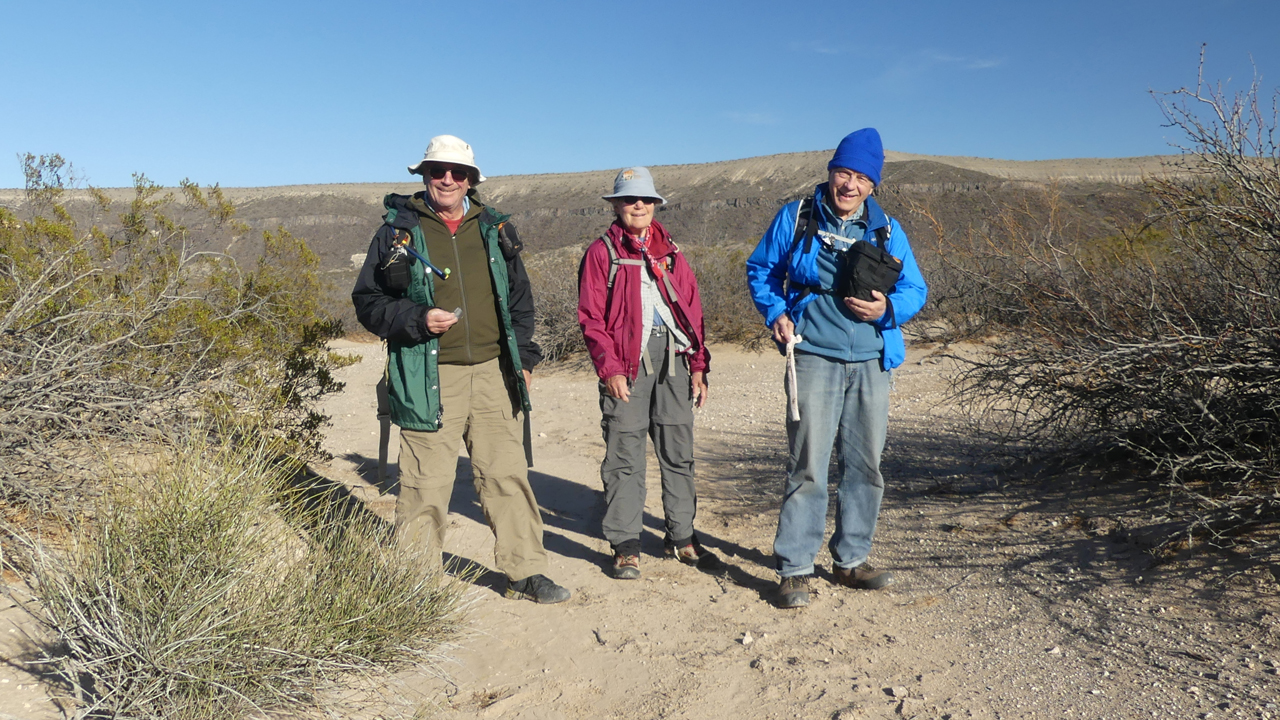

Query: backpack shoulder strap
<box><xmin>789</xmin><ymin>195</ymin><xmax>818</xmax><ymax>257</ymax></box>
<box><xmin>873</xmin><ymin>221</ymin><xmax>891</xmax><ymax>251</ymax></box>
<box><xmin>601</xmin><ymin>235</ymin><xmax>645</xmax><ymax>289</ymax></box>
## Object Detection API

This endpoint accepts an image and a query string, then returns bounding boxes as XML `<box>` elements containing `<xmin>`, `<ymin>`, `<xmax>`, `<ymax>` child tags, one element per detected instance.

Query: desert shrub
<box><xmin>525</xmin><ymin>244</ymin><xmax>588</xmax><ymax>365</ymax></box>
<box><xmin>682</xmin><ymin>243</ymin><xmax>771</xmax><ymax>349</ymax></box>
<box><xmin>16</xmin><ymin>432</ymin><xmax>465</xmax><ymax>720</ymax></box>
<box><xmin>937</xmin><ymin>61</ymin><xmax>1280</xmax><ymax>548</ymax></box>
<box><xmin>897</xmin><ymin>184</ymin><xmax>1135</xmax><ymax>341</ymax></box>
<box><xmin>0</xmin><ymin>155</ymin><xmax>352</xmax><ymax>512</ymax></box>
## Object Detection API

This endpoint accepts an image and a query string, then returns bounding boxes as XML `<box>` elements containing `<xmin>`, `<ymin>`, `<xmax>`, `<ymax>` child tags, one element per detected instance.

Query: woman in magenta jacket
<box><xmin>577</xmin><ymin>166</ymin><xmax>717</xmax><ymax>579</ymax></box>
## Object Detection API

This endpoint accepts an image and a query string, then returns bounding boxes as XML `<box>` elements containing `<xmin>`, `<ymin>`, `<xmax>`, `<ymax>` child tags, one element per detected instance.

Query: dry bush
<box><xmin>934</xmin><ymin>57</ymin><xmax>1280</xmax><ymax>550</ymax></box>
<box><xmin>0</xmin><ymin>155</ymin><xmax>352</xmax><ymax>512</ymax></box>
<box><xmin>11</xmin><ymin>432</ymin><xmax>465</xmax><ymax>720</ymax></box>
<box><xmin>682</xmin><ymin>243</ymin><xmax>771</xmax><ymax>349</ymax></box>
<box><xmin>526</xmin><ymin>244</ymin><xmax>588</xmax><ymax>365</ymax></box>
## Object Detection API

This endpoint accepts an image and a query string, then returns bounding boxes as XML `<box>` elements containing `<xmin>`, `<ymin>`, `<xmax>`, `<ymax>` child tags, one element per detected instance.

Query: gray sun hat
<box><xmin>602</xmin><ymin>166</ymin><xmax>666</xmax><ymax>204</ymax></box>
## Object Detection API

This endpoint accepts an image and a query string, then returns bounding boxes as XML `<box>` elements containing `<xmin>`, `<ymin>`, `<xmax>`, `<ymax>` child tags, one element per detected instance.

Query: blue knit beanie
<box><xmin>827</xmin><ymin>128</ymin><xmax>884</xmax><ymax>186</ymax></box>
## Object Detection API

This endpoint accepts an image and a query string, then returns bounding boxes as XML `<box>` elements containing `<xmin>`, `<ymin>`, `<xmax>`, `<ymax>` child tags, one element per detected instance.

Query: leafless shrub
<box><xmin>683</xmin><ymin>243</ymin><xmax>771</xmax><ymax>349</ymax></box>
<box><xmin>935</xmin><ymin>54</ymin><xmax>1280</xmax><ymax>550</ymax></box>
<box><xmin>526</xmin><ymin>244</ymin><xmax>588</xmax><ymax>365</ymax></box>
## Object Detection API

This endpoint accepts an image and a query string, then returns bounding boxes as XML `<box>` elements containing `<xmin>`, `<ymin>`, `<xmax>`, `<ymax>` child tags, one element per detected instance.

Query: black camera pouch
<box><xmin>836</xmin><ymin>240</ymin><xmax>903</xmax><ymax>301</ymax></box>
<box><xmin>381</xmin><ymin>252</ymin><xmax>412</xmax><ymax>293</ymax></box>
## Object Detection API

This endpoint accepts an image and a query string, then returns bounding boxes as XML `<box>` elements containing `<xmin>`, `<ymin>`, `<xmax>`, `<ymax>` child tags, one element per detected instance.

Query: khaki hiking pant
<box><xmin>395</xmin><ymin>358</ymin><xmax>548</xmax><ymax>582</ymax></box>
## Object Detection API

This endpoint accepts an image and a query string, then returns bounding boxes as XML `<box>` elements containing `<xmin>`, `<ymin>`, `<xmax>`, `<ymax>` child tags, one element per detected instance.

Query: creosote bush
<box><xmin>21</xmin><ymin>432</ymin><xmax>466</xmax><ymax>720</ymax></box>
<box><xmin>0</xmin><ymin>154</ymin><xmax>353</xmax><ymax>512</ymax></box>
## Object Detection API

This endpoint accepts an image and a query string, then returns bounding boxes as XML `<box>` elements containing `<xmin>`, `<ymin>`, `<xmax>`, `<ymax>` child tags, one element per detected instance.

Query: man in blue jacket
<box><xmin>746</xmin><ymin>128</ymin><xmax>927</xmax><ymax>609</ymax></box>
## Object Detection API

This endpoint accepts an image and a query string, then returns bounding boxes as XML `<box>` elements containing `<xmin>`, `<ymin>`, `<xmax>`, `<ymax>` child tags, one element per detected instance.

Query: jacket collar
<box><xmin>382</xmin><ymin>191</ymin><xmax>485</xmax><ymax>230</ymax></box>
<box><xmin>606</xmin><ymin>218</ymin><xmax>675</xmax><ymax>257</ymax></box>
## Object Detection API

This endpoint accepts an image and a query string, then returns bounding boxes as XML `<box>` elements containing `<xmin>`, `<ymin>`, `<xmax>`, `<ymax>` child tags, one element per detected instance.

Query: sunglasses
<box><xmin>616</xmin><ymin>196</ymin><xmax>655</xmax><ymax>205</ymax></box>
<box><xmin>427</xmin><ymin>166</ymin><xmax>470</xmax><ymax>182</ymax></box>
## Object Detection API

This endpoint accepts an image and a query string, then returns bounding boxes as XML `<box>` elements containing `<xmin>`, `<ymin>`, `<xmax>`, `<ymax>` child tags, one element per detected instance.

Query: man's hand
<box><xmin>771</xmin><ymin>313</ymin><xmax>795</xmax><ymax>344</ymax></box>
<box><xmin>692</xmin><ymin>371</ymin><xmax>709</xmax><ymax>408</ymax></box>
<box><xmin>843</xmin><ymin>290</ymin><xmax>887</xmax><ymax>322</ymax></box>
<box><xmin>425</xmin><ymin>307</ymin><xmax>459</xmax><ymax>335</ymax></box>
<box><xmin>605</xmin><ymin>374</ymin><xmax>630</xmax><ymax>402</ymax></box>
<box><xmin>522</xmin><ymin>369</ymin><xmax>532</xmax><ymax>388</ymax></box>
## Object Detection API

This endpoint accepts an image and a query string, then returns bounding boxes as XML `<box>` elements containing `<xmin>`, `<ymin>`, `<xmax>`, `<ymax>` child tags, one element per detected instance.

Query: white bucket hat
<box><xmin>408</xmin><ymin>134</ymin><xmax>485</xmax><ymax>183</ymax></box>
<box><xmin>602</xmin><ymin>166</ymin><xmax>666</xmax><ymax>204</ymax></box>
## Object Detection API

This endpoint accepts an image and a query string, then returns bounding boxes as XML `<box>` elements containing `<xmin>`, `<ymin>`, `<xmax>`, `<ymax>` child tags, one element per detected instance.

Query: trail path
<box><xmin>314</xmin><ymin>340</ymin><xmax>1280</xmax><ymax>720</ymax></box>
<box><xmin>3</xmin><ymin>341</ymin><xmax>1278</xmax><ymax>720</ymax></box>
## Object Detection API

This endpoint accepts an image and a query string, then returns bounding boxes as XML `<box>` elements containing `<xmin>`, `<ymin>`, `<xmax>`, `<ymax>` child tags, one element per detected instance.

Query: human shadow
<box><xmin>424</xmin><ymin>455</ymin><xmax>777</xmax><ymax>593</ymax></box>
<box><xmin>283</xmin><ymin>460</ymin><xmax>393</xmax><ymax>541</ymax></box>
<box><xmin>337</xmin><ymin>450</ymin><xmax>399</xmax><ymax>496</ymax></box>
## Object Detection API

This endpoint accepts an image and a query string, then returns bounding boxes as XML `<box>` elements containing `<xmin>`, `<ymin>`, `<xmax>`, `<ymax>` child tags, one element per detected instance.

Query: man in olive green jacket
<box><xmin>352</xmin><ymin>135</ymin><xmax>569</xmax><ymax>604</ymax></box>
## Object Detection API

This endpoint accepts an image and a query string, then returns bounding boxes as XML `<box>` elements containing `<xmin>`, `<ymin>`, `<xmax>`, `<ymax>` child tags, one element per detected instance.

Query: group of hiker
<box><xmin>351</xmin><ymin>129</ymin><xmax>928</xmax><ymax>609</ymax></box>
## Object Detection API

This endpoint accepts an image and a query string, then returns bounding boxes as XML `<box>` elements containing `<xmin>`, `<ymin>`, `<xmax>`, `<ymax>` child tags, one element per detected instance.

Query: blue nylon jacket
<box><xmin>745</xmin><ymin>186</ymin><xmax>928</xmax><ymax>370</ymax></box>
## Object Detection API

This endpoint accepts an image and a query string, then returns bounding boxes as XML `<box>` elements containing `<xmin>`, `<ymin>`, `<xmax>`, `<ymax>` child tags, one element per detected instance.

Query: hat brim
<box><xmin>407</xmin><ymin>160</ymin><xmax>486</xmax><ymax>184</ymax></box>
<box><xmin>602</xmin><ymin>192</ymin><xmax>666</xmax><ymax>204</ymax></box>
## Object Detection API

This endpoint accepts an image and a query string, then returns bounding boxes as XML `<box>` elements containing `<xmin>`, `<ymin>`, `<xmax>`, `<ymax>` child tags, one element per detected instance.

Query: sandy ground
<box><xmin>3</xmin><ymin>339</ymin><xmax>1279</xmax><ymax>719</ymax></box>
<box><xmin>314</xmin><ymin>340</ymin><xmax>1279</xmax><ymax>720</ymax></box>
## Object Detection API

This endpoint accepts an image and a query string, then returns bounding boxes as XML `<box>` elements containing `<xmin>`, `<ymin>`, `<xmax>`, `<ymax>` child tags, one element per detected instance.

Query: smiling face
<box><xmin>826</xmin><ymin>167</ymin><xmax>875</xmax><ymax>218</ymax></box>
<box><xmin>423</xmin><ymin>163</ymin><xmax>473</xmax><ymax>218</ymax></box>
<box><xmin>610</xmin><ymin>196</ymin><xmax>657</xmax><ymax>236</ymax></box>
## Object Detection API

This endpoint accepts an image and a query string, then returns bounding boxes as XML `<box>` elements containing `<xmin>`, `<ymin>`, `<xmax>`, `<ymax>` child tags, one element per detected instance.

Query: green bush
<box><xmin>22</xmin><ymin>432</ymin><xmax>465</xmax><ymax>720</ymax></box>
<box><xmin>0</xmin><ymin>155</ymin><xmax>352</xmax><ymax>512</ymax></box>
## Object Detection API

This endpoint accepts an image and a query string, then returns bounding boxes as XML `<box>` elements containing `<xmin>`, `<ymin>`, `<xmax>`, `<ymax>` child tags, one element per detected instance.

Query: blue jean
<box><xmin>774</xmin><ymin>352</ymin><xmax>890</xmax><ymax>577</ymax></box>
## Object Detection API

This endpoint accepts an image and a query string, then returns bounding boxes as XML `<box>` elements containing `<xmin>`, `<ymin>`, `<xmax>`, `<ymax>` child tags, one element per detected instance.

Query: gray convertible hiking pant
<box><xmin>598</xmin><ymin>330</ymin><xmax>698</xmax><ymax>555</ymax></box>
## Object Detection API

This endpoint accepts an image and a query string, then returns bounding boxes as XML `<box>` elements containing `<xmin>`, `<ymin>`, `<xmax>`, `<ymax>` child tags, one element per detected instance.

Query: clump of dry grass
<box><xmin>12</xmin><ymin>433</ymin><xmax>466</xmax><ymax>720</ymax></box>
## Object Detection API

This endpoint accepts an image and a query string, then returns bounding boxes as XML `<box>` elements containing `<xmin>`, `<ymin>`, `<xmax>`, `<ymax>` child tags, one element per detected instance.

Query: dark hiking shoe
<box><xmin>613</xmin><ymin>553</ymin><xmax>641</xmax><ymax>580</ymax></box>
<box><xmin>832</xmin><ymin>563</ymin><xmax>894</xmax><ymax>590</ymax></box>
<box><xmin>776</xmin><ymin>575</ymin><xmax>811</xmax><ymax>609</ymax></box>
<box><xmin>504</xmin><ymin>574</ymin><xmax>571</xmax><ymax>604</ymax></box>
<box><xmin>666</xmin><ymin>543</ymin><xmax>723</xmax><ymax>571</ymax></box>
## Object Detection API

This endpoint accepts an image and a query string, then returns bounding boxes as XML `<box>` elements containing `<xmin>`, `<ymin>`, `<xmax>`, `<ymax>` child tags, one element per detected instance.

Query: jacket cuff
<box><xmin>419</xmin><ymin>305</ymin><xmax>440</xmax><ymax>339</ymax></box>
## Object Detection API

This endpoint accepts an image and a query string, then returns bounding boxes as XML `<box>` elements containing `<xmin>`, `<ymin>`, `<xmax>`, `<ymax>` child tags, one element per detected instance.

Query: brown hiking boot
<box><xmin>666</xmin><ymin>543</ymin><xmax>723</xmax><ymax>571</ymax></box>
<box><xmin>832</xmin><ymin>563</ymin><xmax>894</xmax><ymax>590</ymax></box>
<box><xmin>776</xmin><ymin>575</ymin><xmax>811</xmax><ymax>609</ymax></box>
<box><xmin>613</xmin><ymin>553</ymin><xmax>641</xmax><ymax>580</ymax></box>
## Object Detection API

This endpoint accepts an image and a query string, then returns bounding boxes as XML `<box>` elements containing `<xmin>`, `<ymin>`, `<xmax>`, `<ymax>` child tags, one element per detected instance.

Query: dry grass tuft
<box><xmin>10</xmin><ymin>433</ymin><xmax>466</xmax><ymax>720</ymax></box>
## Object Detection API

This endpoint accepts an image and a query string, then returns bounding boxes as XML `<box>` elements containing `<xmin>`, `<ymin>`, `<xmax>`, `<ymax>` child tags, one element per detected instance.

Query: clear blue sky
<box><xmin>2</xmin><ymin>0</ymin><xmax>1277</xmax><ymax>189</ymax></box>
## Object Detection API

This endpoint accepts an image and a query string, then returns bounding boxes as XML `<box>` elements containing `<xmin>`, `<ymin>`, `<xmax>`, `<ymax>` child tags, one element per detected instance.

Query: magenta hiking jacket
<box><xmin>578</xmin><ymin>220</ymin><xmax>710</xmax><ymax>382</ymax></box>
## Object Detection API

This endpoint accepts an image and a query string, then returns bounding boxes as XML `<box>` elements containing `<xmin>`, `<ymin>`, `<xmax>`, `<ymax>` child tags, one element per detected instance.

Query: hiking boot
<box><xmin>613</xmin><ymin>553</ymin><xmax>641</xmax><ymax>580</ymax></box>
<box><xmin>776</xmin><ymin>575</ymin><xmax>811</xmax><ymax>609</ymax></box>
<box><xmin>504</xmin><ymin>574</ymin><xmax>571</xmax><ymax>604</ymax></box>
<box><xmin>666</xmin><ymin>543</ymin><xmax>723</xmax><ymax>571</ymax></box>
<box><xmin>832</xmin><ymin>563</ymin><xmax>894</xmax><ymax>590</ymax></box>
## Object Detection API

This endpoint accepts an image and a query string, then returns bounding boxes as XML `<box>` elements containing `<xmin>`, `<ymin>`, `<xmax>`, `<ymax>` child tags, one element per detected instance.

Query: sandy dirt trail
<box><xmin>312</xmin><ymin>340</ymin><xmax>1280</xmax><ymax>720</ymax></box>
<box><xmin>2</xmin><ymin>340</ymin><xmax>1278</xmax><ymax>720</ymax></box>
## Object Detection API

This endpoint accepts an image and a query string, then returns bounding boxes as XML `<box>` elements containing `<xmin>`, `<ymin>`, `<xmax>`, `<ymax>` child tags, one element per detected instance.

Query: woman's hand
<box><xmin>605</xmin><ymin>374</ymin><xmax>630</xmax><ymax>402</ymax></box>
<box><xmin>691</xmin><ymin>371</ymin><xmax>708</xmax><ymax>408</ymax></box>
